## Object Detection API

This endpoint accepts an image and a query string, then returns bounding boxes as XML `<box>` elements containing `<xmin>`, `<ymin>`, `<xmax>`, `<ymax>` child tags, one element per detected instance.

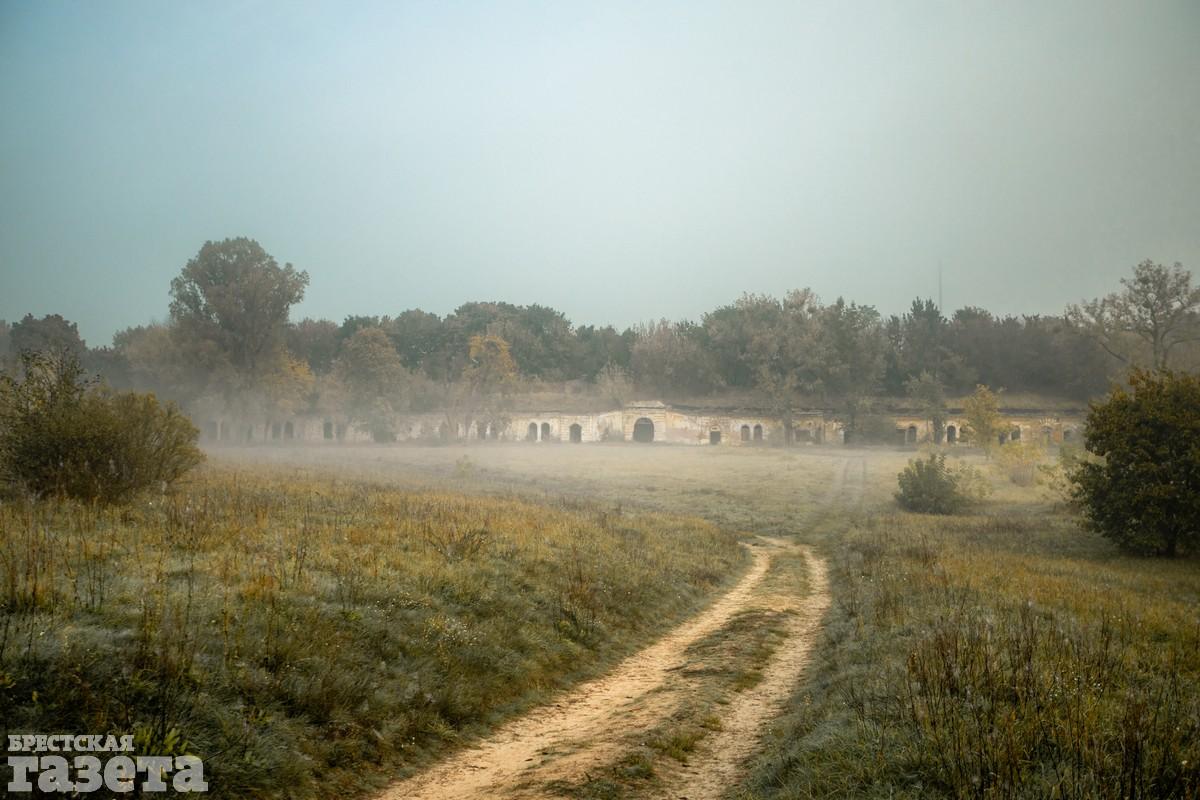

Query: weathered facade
<box><xmin>199</xmin><ymin>401</ymin><xmax>1083</xmax><ymax>447</ymax></box>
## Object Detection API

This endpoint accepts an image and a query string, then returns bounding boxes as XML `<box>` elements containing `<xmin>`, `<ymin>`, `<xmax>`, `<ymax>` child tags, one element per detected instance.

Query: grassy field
<box><xmin>233</xmin><ymin>442</ymin><xmax>1200</xmax><ymax>798</ymax></box>
<box><xmin>744</xmin><ymin>471</ymin><xmax>1200</xmax><ymax>798</ymax></box>
<box><xmin>0</xmin><ymin>465</ymin><xmax>744</xmax><ymax>798</ymax></box>
<box><xmin>6</xmin><ymin>441</ymin><xmax>1197</xmax><ymax>797</ymax></box>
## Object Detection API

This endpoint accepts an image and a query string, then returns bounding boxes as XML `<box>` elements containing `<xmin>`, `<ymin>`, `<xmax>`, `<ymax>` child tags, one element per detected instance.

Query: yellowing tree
<box><xmin>963</xmin><ymin>384</ymin><xmax>1002</xmax><ymax>452</ymax></box>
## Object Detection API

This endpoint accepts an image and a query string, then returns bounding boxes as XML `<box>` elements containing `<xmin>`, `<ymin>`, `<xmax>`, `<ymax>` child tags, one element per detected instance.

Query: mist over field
<box><xmin>1</xmin><ymin>2</ymin><xmax>1199</xmax><ymax>799</ymax></box>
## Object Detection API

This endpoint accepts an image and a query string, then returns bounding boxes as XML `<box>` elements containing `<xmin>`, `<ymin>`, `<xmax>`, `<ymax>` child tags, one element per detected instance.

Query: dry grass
<box><xmin>745</xmin><ymin>484</ymin><xmax>1200</xmax><ymax>798</ymax></box>
<box><xmin>34</xmin><ymin>440</ymin><xmax>1194</xmax><ymax>798</ymax></box>
<box><xmin>0</xmin><ymin>464</ymin><xmax>744</xmax><ymax>798</ymax></box>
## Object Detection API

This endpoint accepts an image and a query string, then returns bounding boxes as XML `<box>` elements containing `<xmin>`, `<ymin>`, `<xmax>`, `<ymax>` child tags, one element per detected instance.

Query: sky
<box><xmin>1</xmin><ymin>0</ymin><xmax>1198</xmax><ymax>346</ymax></box>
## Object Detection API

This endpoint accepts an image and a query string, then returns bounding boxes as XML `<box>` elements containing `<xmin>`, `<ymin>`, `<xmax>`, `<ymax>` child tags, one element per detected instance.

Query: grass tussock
<box><xmin>746</xmin><ymin>510</ymin><xmax>1200</xmax><ymax>799</ymax></box>
<box><xmin>0</xmin><ymin>465</ymin><xmax>744</xmax><ymax>798</ymax></box>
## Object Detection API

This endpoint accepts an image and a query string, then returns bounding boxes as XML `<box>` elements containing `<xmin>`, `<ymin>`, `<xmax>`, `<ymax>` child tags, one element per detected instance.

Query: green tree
<box><xmin>9</xmin><ymin>313</ymin><xmax>87</xmax><ymax>359</ymax></box>
<box><xmin>884</xmin><ymin>298</ymin><xmax>971</xmax><ymax>394</ymax></box>
<box><xmin>630</xmin><ymin>320</ymin><xmax>721</xmax><ymax>397</ymax></box>
<box><xmin>815</xmin><ymin>298</ymin><xmax>885</xmax><ymax>439</ymax></box>
<box><xmin>287</xmin><ymin>318</ymin><xmax>341</xmax><ymax>374</ymax></box>
<box><xmin>169</xmin><ymin>238</ymin><xmax>309</xmax><ymax>380</ymax></box>
<box><xmin>906</xmin><ymin>371</ymin><xmax>948</xmax><ymax>444</ymax></box>
<box><xmin>388</xmin><ymin>309</ymin><xmax>446</xmax><ymax>372</ymax></box>
<box><xmin>1070</xmin><ymin>369</ymin><xmax>1200</xmax><ymax>556</ymax></box>
<box><xmin>1067</xmin><ymin>260</ymin><xmax>1200</xmax><ymax>370</ymax></box>
<box><xmin>963</xmin><ymin>384</ymin><xmax>1003</xmax><ymax>451</ymax></box>
<box><xmin>335</xmin><ymin>328</ymin><xmax>410</xmax><ymax>441</ymax></box>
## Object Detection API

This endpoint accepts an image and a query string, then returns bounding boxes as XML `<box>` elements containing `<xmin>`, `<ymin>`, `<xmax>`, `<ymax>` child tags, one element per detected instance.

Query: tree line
<box><xmin>2</xmin><ymin>238</ymin><xmax>1197</xmax><ymax>441</ymax></box>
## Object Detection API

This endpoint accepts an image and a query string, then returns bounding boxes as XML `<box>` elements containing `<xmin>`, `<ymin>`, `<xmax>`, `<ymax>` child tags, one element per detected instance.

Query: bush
<box><xmin>993</xmin><ymin>440</ymin><xmax>1046</xmax><ymax>486</ymax></box>
<box><xmin>1071</xmin><ymin>369</ymin><xmax>1200</xmax><ymax>557</ymax></box>
<box><xmin>895</xmin><ymin>453</ymin><xmax>984</xmax><ymax>514</ymax></box>
<box><xmin>0</xmin><ymin>350</ymin><xmax>203</xmax><ymax>503</ymax></box>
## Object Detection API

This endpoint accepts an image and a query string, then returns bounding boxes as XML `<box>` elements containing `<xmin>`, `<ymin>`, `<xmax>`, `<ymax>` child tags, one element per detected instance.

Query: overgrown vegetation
<box><xmin>0</xmin><ymin>349</ymin><xmax>203</xmax><ymax>503</ymax></box>
<box><xmin>0</xmin><ymin>466</ymin><xmax>743</xmax><ymax>798</ymax></box>
<box><xmin>747</xmin><ymin>478</ymin><xmax>1200</xmax><ymax>799</ymax></box>
<box><xmin>894</xmin><ymin>453</ymin><xmax>987</xmax><ymax>514</ymax></box>
<box><xmin>1071</xmin><ymin>369</ymin><xmax>1200</xmax><ymax>557</ymax></box>
<box><xmin>165</xmin><ymin>441</ymin><xmax>1200</xmax><ymax>799</ymax></box>
<box><xmin>10</xmin><ymin>256</ymin><xmax>1195</xmax><ymax>437</ymax></box>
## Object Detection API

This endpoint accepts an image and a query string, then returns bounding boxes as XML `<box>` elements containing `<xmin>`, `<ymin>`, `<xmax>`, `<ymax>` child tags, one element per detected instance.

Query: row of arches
<box><xmin>739</xmin><ymin>424</ymin><xmax>765</xmax><ymax>443</ymax></box>
<box><xmin>204</xmin><ymin>420</ymin><xmax>302</xmax><ymax>442</ymax></box>
<box><xmin>524</xmin><ymin>421</ymin><xmax>586</xmax><ymax>443</ymax></box>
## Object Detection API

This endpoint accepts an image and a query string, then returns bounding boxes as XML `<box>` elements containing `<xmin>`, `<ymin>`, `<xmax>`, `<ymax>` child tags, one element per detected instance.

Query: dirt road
<box><xmin>377</xmin><ymin>537</ymin><xmax>829</xmax><ymax>800</ymax></box>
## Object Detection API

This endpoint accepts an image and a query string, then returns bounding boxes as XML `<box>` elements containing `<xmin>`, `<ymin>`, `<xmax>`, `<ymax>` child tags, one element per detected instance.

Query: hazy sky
<box><xmin>2</xmin><ymin>1</ymin><xmax>1198</xmax><ymax>346</ymax></box>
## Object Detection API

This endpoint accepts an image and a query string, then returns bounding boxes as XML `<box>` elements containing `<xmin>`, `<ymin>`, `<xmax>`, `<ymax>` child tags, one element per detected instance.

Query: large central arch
<box><xmin>632</xmin><ymin>417</ymin><xmax>655</xmax><ymax>443</ymax></box>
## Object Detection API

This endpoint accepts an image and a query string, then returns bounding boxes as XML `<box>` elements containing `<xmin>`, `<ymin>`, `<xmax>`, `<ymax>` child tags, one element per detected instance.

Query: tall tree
<box><xmin>630</xmin><ymin>320</ymin><xmax>721</xmax><ymax>397</ymax></box>
<box><xmin>1067</xmin><ymin>260</ymin><xmax>1200</xmax><ymax>370</ymax></box>
<box><xmin>456</xmin><ymin>333</ymin><xmax>518</xmax><ymax>434</ymax></box>
<box><xmin>884</xmin><ymin>299</ymin><xmax>968</xmax><ymax>393</ymax></box>
<box><xmin>335</xmin><ymin>327</ymin><xmax>410</xmax><ymax>441</ymax></box>
<box><xmin>388</xmin><ymin>309</ymin><xmax>446</xmax><ymax>372</ymax></box>
<box><xmin>169</xmin><ymin>238</ymin><xmax>309</xmax><ymax>379</ymax></box>
<box><xmin>815</xmin><ymin>298</ymin><xmax>885</xmax><ymax>437</ymax></box>
<box><xmin>742</xmin><ymin>290</ymin><xmax>822</xmax><ymax>438</ymax></box>
<box><xmin>906</xmin><ymin>371</ymin><xmax>948</xmax><ymax>443</ymax></box>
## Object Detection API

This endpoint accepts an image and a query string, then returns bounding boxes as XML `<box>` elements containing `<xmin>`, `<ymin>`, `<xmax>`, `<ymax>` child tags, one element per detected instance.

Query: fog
<box><xmin>2</xmin><ymin>0</ymin><xmax>1198</xmax><ymax>345</ymax></box>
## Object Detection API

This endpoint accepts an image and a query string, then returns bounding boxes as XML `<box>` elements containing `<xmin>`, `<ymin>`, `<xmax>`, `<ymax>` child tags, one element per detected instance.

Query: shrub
<box><xmin>0</xmin><ymin>350</ymin><xmax>203</xmax><ymax>503</ymax></box>
<box><xmin>895</xmin><ymin>453</ymin><xmax>981</xmax><ymax>514</ymax></box>
<box><xmin>993</xmin><ymin>440</ymin><xmax>1046</xmax><ymax>486</ymax></box>
<box><xmin>1071</xmin><ymin>369</ymin><xmax>1200</xmax><ymax>556</ymax></box>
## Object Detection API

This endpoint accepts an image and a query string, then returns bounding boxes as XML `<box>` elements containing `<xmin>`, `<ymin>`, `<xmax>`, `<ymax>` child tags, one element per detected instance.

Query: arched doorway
<box><xmin>271</xmin><ymin>422</ymin><xmax>282</xmax><ymax>440</ymax></box>
<box><xmin>569</xmin><ymin>423</ymin><xmax>582</xmax><ymax>443</ymax></box>
<box><xmin>753</xmin><ymin>424</ymin><xmax>763</xmax><ymax>442</ymax></box>
<box><xmin>710</xmin><ymin>429</ymin><xmax>721</xmax><ymax>444</ymax></box>
<box><xmin>740</xmin><ymin>425</ymin><xmax>751</xmax><ymax>442</ymax></box>
<box><xmin>323</xmin><ymin>421</ymin><xmax>334</xmax><ymax>440</ymax></box>
<box><xmin>633</xmin><ymin>418</ymin><xmax>655</xmax><ymax>443</ymax></box>
<box><xmin>1063</xmin><ymin>429</ymin><xmax>1074</xmax><ymax>442</ymax></box>
<box><xmin>284</xmin><ymin>421</ymin><xmax>294</xmax><ymax>439</ymax></box>
<box><xmin>541</xmin><ymin>422</ymin><xmax>552</xmax><ymax>441</ymax></box>
<box><xmin>1011</xmin><ymin>427</ymin><xmax>1021</xmax><ymax>441</ymax></box>
<box><xmin>527</xmin><ymin>422</ymin><xmax>538</xmax><ymax>441</ymax></box>
<box><xmin>946</xmin><ymin>425</ymin><xmax>957</xmax><ymax>444</ymax></box>
<box><xmin>477</xmin><ymin>421</ymin><xmax>487</xmax><ymax>440</ymax></box>
<box><xmin>906</xmin><ymin>425</ymin><xmax>918</xmax><ymax>444</ymax></box>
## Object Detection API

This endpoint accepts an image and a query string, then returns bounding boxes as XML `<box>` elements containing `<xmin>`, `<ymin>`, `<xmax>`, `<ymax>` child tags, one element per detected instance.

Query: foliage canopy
<box><xmin>1071</xmin><ymin>369</ymin><xmax>1200</xmax><ymax>556</ymax></box>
